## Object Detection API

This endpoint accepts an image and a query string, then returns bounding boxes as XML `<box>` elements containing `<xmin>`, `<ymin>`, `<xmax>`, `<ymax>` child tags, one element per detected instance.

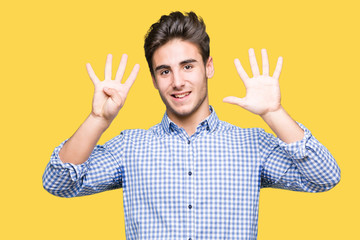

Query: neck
<box><xmin>167</xmin><ymin>105</ymin><xmax>211</xmax><ymax>136</ymax></box>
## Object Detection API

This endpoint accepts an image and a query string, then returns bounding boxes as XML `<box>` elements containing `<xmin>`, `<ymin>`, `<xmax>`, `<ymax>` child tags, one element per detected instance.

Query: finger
<box><xmin>272</xmin><ymin>56</ymin><xmax>283</xmax><ymax>80</ymax></box>
<box><xmin>124</xmin><ymin>64</ymin><xmax>140</xmax><ymax>90</ymax></box>
<box><xmin>234</xmin><ymin>58</ymin><xmax>249</xmax><ymax>82</ymax></box>
<box><xmin>261</xmin><ymin>49</ymin><xmax>269</xmax><ymax>76</ymax></box>
<box><xmin>103</xmin><ymin>87</ymin><xmax>122</xmax><ymax>106</ymax></box>
<box><xmin>105</xmin><ymin>54</ymin><xmax>113</xmax><ymax>80</ymax></box>
<box><xmin>223</xmin><ymin>96</ymin><xmax>246</xmax><ymax>108</ymax></box>
<box><xmin>115</xmin><ymin>54</ymin><xmax>128</xmax><ymax>83</ymax></box>
<box><xmin>249</xmin><ymin>48</ymin><xmax>260</xmax><ymax>77</ymax></box>
<box><xmin>86</xmin><ymin>63</ymin><xmax>99</xmax><ymax>85</ymax></box>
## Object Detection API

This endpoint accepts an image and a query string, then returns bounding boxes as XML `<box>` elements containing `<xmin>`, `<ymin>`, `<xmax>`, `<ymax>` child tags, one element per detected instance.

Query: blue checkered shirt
<box><xmin>43</xmin><ymin>106</ymin><xmax>340</xmax><ymax>240</ymax></box>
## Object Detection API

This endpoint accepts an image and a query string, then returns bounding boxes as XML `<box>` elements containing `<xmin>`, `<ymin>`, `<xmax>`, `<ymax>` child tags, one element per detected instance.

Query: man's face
<box><xmin>152</xmin><ymin>39</ymin><xmax>214</xmax><ymax>122</ymax></box>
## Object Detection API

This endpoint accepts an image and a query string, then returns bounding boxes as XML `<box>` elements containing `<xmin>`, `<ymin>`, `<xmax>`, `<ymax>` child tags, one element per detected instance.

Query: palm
<box><xmin>239</xmin><ymin>75</ymin><xmax>281</xmax><ymax>115</ymax></box>
<box><xmin>87</xmin><ymin>54</ymin><xmax>140</xmax><ymax>122</ymax></box>
<box><xmin>92</xmin><ymin>79</ymin><xmax>125</xmax><ymax>118</ymax></box>
<box><xmin>223</xmin><ymin>49</ymin><xmax>283</xmax><ymax>116</ymax></box>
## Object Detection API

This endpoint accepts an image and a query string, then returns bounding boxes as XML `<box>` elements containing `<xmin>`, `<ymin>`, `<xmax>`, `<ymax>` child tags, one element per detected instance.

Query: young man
<box><xmin>43</xmin><ymin>11</ymin><xmax>340</xmax><ymax>239</ymax></box>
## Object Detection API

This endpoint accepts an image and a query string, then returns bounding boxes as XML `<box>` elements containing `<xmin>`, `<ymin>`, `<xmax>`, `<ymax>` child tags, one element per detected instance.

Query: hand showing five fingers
<box><xmin>86</xmin><ymin>54</ymin><xmax>140</xmax><ymax>123</ymax></box>
<box><xmin>223</xmin><ymin>48</ymin><xmax>283</xmax><ymax>117</ymax></box>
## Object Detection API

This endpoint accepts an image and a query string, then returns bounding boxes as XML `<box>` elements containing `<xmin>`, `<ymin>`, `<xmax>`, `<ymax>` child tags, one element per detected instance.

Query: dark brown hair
<box><xmin>144</xmin><ymin>11</ymin><xmax>210</xmax><ymax>76</ymax></box>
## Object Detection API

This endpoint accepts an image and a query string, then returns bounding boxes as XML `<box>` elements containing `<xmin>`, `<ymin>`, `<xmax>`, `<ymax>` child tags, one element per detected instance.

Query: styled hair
<box><xmin>144</xmin><ymin>11</ymin><xmax>210</xmax><ymax>76</ymax></box>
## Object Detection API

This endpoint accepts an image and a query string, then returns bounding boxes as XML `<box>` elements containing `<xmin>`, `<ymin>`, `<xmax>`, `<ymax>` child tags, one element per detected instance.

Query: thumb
<box><xmin>103</xmin><ymin>87</ymin><xmax>123</xmax><ymax>106</ymax></box>
<box><xmin>223</xmin><ymin>96</ymin><xmax>246</xmax><ymax>108</ymax></box>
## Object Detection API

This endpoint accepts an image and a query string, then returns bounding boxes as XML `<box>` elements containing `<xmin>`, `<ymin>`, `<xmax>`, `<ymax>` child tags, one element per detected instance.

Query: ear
<box><xmin>206</xmin><ymin>56</ymin><xmax>214</xmax><ymax>79</ymax></box>
<box><xmin>152</xmin><ymin>74</ymin><xmax>158</xmax><ymax>90</ymax></box>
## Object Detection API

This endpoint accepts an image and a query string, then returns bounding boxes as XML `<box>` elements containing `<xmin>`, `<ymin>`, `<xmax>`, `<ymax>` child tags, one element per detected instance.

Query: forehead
<box><xmin>152</xmin><ymin>39</ymin><xmax>202</xmax><ymax>67</ymax></box>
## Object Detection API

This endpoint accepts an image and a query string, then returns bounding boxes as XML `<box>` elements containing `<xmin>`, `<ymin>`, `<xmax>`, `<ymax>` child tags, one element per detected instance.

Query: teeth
<box><xmin>174</xmin><ymin>92</ymin><xmax>190</xmax><ymax>98</ymax></box>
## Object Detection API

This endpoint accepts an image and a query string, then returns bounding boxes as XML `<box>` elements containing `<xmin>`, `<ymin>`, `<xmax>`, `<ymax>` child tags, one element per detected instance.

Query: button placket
<box><xmin>185</xmin><ymin>137</ymin><xmax>195</xmax><ymax>239</ymax></box>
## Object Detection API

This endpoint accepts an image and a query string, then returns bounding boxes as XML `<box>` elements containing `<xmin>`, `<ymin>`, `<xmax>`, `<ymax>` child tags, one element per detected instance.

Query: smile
<box><xmin>172</xmin><ymin>91</ymin><xmax>191</xmax><ymax>99</ymax></box>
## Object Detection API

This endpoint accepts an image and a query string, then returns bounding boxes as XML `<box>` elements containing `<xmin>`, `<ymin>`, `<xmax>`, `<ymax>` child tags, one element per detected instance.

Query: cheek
<box><xmin>194</xmin><ymin>73</ymin><xmax>207</xmax><ymax>87</ymax></box>
<box><xmin>157</xmin><ymin>83</ymin><xmax>170</xmax><ymax>95</ymax></box>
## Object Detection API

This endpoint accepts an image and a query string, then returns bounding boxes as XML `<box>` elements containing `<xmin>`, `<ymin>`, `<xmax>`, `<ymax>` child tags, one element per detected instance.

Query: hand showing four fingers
<box><xmin>223</xmin><ymin>48</ymin><xmax>283</xmax><ymax>117</ymax></box>
<box><xmin>86</xmin><ymin>54</ymin><xmax>140</xmax><ymax>123</ymax></box>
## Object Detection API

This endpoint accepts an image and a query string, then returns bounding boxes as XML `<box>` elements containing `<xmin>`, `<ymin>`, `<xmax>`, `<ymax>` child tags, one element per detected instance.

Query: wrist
<box><xmin>259</xmin><ymin>105</ymin><xmax>284</xmax><ymax>121</ymax></box>
<box><xmin>88</xmin><ymin>112</ymin><xmax>112</xmax><ymax>132</ymax></box>
<box><xmin>260</xmin><ymin>106</ymin><xmax>304</xmax><ymax>143</ymax></box>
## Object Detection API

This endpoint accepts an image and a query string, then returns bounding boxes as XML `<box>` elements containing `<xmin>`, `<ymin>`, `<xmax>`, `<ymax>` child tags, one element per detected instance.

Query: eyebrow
<box><xmin>154</xmin><ymin>58</ymin><xmax>198</xmax><ymax>72</ymax></box>
<box><xmin>154</xmin><ymin>64</ymin><xmax>170</xmax><ymax>72</ymax></box>
<box><xmin>180</xmin><ymin>59</ymin><xmax>197</xmax><ymax>65</ymax></box>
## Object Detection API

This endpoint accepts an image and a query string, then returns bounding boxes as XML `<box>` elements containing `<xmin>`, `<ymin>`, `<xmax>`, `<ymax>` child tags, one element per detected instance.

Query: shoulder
<box><xmin>215</xmin><ymin>120</ymin><xmax>278</xmax><ymax>152</ymax></box>
<box><xmin>215</xmin><ymin>120</ymin><xmax>263</xmax><ymax>139</ymax></box>
<box><xmin>106</xmin><ymin>123</ymin><xmax>163</xmax><ymax>146</ymax></box>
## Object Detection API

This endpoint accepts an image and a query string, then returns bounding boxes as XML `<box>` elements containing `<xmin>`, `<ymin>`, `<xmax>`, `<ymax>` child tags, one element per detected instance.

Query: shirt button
<box><xmin>188</xmin><ymin>205</ymin><xmax>192</xmax><ymax>209</ymax></box>
<box><xmin>189</xmin><ymin>238</ymin><xmax>192</xmax><ymax>240</ymax></box>
<box><xmin>187</xmin><ymin>140</ymin><xmax>190</xmax><ymax>144</ymax></box>
<box><xmin>188</xmin><ymin>171</ymin><xmax>192</xmax><ymax>176</ymax></box>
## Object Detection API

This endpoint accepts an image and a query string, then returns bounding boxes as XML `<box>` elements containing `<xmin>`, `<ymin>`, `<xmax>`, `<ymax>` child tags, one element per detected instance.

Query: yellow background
<box><xmin>1</xmin><ymin>0</ymin><xmax>358</xmax><ymax>239</ymax></box>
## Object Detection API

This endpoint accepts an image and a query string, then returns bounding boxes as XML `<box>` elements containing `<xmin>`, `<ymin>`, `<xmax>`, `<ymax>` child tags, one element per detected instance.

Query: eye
<box><xmin>160</xmin><ymin>70</ymin><xmax>170</xmax><ymax>75</ymax></box>
<box><xmin>184</xmin><ymin>65</ymin><xmax>192</xmax><ymax>70</ymax></box>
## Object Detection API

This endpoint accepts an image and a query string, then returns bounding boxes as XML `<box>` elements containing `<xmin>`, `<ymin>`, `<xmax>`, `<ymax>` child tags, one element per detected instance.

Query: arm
<box><xmin>258</xmin><ymin>125</ymin><xmax>340</xmax><ymax>192</ymax></box>
<box><xmin>60</xmin><ymin>54</ymin><xmax>139</xmax><ymax>165</ymax></box>
<box><xmin>43</xmin><ymin>54</ymin><xmax>139</xmax><ymax>197</ymax></box>
<box><xmin>223</xmin><ymin>49</ymin><xmax>340</xmax><ymax>191</ymax></box>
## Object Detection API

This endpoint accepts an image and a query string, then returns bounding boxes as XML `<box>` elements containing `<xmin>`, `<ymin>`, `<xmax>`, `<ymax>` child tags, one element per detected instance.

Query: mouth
<box><xmin>171</xmin><ymin>91</ymin><xmax>191</xmax><ymax>99</ymax></box>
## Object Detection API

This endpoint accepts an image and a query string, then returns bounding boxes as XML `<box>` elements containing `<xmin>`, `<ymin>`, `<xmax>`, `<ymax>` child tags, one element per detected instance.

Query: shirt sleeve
<box><xmin>259</xmin><ymin>123</ymin><xmax>341</xmax><ymax>192</ymax></box>
<box><xmin>42</xmin><ymin>133</ymin><xmax>125</xmax><ymax>198</ymax></box>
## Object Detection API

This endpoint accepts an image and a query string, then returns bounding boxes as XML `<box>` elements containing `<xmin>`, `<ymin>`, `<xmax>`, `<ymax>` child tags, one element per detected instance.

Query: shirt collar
<box><xmin>160</xmin><ymin>105</ymin><xmax>219</xmax><ymax>135</ymax></box>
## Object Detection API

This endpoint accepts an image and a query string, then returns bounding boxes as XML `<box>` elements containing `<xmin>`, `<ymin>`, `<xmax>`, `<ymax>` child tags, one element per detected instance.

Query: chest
<box><xmin>123</xmin><ymin>135</ymin><xmax>261</xmax><ymax>195</ymax></box>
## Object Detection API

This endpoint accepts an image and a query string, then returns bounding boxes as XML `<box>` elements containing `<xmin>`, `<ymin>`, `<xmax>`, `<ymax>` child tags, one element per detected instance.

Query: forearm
<box><xmin>59</xmin><ymin>113</ymin><xmax>111</xmax><ymax>165</ymax></box>
<box><xmin>260</xmin><ymin>123</ymin><xmax>341</xmax><ymax>192</ymax></box>
<box><xmin>260</xmin><ymin>106</ymin><xmax>304</xmax><ymax>144</ymax></box>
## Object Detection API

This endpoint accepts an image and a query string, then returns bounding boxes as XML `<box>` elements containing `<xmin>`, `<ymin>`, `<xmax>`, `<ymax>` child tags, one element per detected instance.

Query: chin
<box><xmin>169</xmin><ymin>106</ymin><xmax>194</xmax><ymax>118</ymax></box>
<box><xmin>168</xmin><ymin>101</ymin><xmax>207</xmax><ymax>120</ymax></box>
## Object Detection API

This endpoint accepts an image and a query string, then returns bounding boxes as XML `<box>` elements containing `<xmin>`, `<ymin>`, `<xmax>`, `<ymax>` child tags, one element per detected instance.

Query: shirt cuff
<box><xmin>277</xmin><ymin>122</ymin><xmax>312</xmax><ymax>160</ymax></box>
<box><xmin>49</xmin><ymin>139</ymin><xmax>91</xmax><ymax>181</ymax></box>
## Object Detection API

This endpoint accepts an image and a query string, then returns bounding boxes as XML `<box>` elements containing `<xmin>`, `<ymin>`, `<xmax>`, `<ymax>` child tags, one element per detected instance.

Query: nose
<box><xmin>172</xmin><ymin>70</ymin><xmax>185</xmax><ymax>89</ymax></box>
